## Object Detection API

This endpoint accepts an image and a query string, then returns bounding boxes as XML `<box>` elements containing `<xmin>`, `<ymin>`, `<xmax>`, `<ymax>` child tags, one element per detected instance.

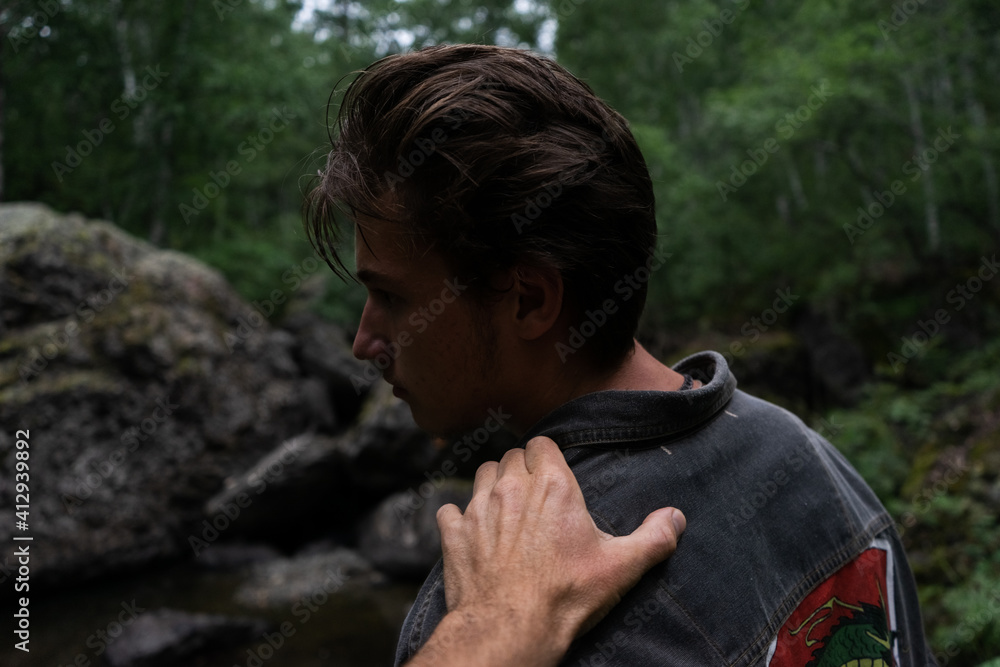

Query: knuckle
<box><xmin>490</xmin><ymin>476</ymin><xmax>525</xmax><ymax>503</ymax></box>
<box><xmin>474</xmin><ymin>461</ymin><xmax>498</xmax><ymax>483</ymax></box>
<box><xmin>654</xmin><ymin>523</ymin><xmax>680</xmax><ymax>556</ymax></box>
<box><xmin>492</xmin><ymin>475</ymin><xmax>521</xmax><ymax>495</ymax></box>
<box><xmin>436</xmin><ymin>503</ymin><xmax>453</xmax><ymax>523</ymax></box>
<box><xmin>499</xmin><ymin>449</ymin><xmax>524</xmax><ymax>468</ymax></box>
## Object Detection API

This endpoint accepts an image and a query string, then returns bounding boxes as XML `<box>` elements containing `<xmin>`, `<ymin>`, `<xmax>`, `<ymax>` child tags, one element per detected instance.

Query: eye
<box><xmin>372</xmin><ymin>289</ymin><xmax>402</xmax><ymax>308</ymax></box>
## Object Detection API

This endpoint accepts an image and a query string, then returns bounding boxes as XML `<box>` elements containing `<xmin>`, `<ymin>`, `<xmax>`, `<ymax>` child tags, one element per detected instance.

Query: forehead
<box><xmin>353</xmin><ymin>216</ymin><xmax>445</xmax><ymax>285</ymax></box>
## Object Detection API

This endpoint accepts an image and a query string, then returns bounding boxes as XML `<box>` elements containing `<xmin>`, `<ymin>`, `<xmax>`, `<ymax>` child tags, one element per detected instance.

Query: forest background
<box><xmin>2</xmin><ymin>0</ymin><xmax>999</xmax><ymax>663</ymax></box>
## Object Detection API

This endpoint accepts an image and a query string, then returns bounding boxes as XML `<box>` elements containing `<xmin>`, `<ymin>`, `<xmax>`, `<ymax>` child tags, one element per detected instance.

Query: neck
<box><xmin>504</xmin><ymin>339</ymin><xmax>688</xmax><ymax>438</ymax></box>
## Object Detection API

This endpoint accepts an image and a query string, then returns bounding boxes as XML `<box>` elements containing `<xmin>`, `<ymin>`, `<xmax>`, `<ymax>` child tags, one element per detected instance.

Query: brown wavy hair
<box><xmin>304</xmin><ymin>44</ymin><xmax>658</xmax><ymax>371</ymax></box>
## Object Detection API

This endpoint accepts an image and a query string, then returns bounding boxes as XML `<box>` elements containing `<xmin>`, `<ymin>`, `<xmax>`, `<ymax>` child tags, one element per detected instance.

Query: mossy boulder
<box><xmin>0</xmin><ymin>203</ymin><xmax>349</xmax><ymax>584</ymax></box>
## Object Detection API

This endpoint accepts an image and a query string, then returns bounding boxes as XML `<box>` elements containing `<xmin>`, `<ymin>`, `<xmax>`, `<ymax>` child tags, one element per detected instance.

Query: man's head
<box><xmin>305</xmin><ymin>44</ymin><xmax>659</xmax><ymax>433</ymax></box>
<box><xmin>307</xmin><ymin>44</ymin><xmax>657</xmax><ymax>360</ymax></box>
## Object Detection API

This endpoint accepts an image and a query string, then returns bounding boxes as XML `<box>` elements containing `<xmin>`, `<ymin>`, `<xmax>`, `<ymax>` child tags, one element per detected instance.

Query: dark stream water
<box><xmin>1</xmin><ymin>560</ymin><xmax>420</xmax><ymax>667</ymax></box>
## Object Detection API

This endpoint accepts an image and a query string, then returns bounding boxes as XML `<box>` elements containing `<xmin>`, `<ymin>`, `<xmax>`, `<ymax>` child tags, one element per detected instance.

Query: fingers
<box><xmin>495</xmin><ymin>445</ymin><xmax>526</xmax><ymax>479</ymax></box>
<box><xmin>472</xmin><ymin>460</ymin><xmax>498</xmax><ymax>496</ymax></box>
<box><xmin>615</xmin><ymin>508</ymin><xmax>687</xmax><ymax>575</ymax></box>
<box><xmin>474</xmin><ymin>438</ymin><xmax>564</xmax><ymax>488</ymax></box>
<box><xmin>668</xmin><ymin>508</ymin><xmax>686</xmax><ymax>535</ymax></box>
<box><xmin>523</xmin><ymin>435</ymin><xmax>566</xmax><ymax>475</ymax></box>
<box><xmin>436</xmin><ymin>503</ymin><xmax>463</xmax><ymax>535</ymax></box>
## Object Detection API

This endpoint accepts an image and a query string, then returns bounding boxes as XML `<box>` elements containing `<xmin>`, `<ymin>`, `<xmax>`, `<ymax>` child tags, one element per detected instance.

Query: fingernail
<box><xmin>671</xmin><ymin>509</ymin><xmax>687</xmax><ymax>534</ymax></box>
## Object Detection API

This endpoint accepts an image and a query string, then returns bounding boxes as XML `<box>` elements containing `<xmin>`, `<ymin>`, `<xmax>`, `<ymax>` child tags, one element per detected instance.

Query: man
<box><xmin>305</xmin><ymin>44</ymin><xmax>935</xmax><ymax>665</ymax></box>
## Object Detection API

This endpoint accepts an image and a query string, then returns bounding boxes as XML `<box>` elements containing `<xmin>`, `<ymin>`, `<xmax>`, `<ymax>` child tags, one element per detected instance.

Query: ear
<box><xmin>509</xmin><ymin>264</ymin><xmax>564</xmax><ymax>341</ymax></box>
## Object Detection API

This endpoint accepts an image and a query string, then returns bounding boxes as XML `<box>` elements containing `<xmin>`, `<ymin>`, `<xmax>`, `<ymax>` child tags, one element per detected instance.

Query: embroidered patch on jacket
<box><xmin>766</xmin><ymin>538</ymin><xmax>899</xmax><ymax>666</ymax></box>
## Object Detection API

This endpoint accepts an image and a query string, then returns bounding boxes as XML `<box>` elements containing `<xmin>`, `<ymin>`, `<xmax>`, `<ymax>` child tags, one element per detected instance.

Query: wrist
<box><xmin>445</xmin><ymin>603</ymin><xmax>573</xmax><ymax>667</ymax></box>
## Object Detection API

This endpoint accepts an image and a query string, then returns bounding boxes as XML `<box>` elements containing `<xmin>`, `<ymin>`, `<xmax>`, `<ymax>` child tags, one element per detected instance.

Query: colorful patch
<box><xmin>767</xmin><ymin>542</ymin><xmax>898</xmax><ymax>667</ymax></box>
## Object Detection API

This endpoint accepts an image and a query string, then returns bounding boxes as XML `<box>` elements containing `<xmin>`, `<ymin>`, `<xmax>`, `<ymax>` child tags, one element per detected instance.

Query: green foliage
<box><xmin>2</xmin><ymin>0</ymin><xmax>549</xmax><ymax>326</ymax></box>
<box><xmin>825</xmin><ymin>404</ymin><xmax>909</xmax><ymax>501</ymax></box>
<box><xmin>187</xmin><ymin>215</ymin><xmax>313</xmax><ymax>314</ymax></box>
<box><xmin>557</xmin><ymin>0</ymin><xmax>1000</xmax><ymax>343</ymax></box>
<box><xmin>188</xmin><ymin>213</ymin><xmax>367</xmax><ymax>327</ymax></box>
<box><xmin>820</xmin><ymin>340</ymin><xmax>1000</xmax><ymax>665</ymax></box>
<box><xmin>2</xmin><ymin>0</ymin><xmax>364</xmax><ymax>248</ymax></box>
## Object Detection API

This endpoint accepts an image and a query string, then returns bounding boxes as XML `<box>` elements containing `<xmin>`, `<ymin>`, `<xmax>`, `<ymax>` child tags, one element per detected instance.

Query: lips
<box><xmin>383</xmin><ymin>374</ymin><xmax>408</xmax><ymax>397</ymax></box>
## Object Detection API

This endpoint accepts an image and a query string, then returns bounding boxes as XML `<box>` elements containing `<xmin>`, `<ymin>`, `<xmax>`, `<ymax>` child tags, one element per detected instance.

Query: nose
<box><xmin>352</xmin><ymin>297</ymin><xmax>387</xmax><ymax>361</ymax></box>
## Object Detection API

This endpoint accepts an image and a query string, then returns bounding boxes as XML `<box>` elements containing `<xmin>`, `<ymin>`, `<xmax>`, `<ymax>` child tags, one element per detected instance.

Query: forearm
<box><xmin>405</xmin><ymin>607</ymin><xmax>572</xmax><ymax>667</ymax></box>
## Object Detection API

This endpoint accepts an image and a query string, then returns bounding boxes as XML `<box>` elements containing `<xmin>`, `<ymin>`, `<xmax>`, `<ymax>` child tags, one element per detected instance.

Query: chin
<box><xmin>408</xmin><ymin>405</ymin><xmax>481</xmax><ymax>441</ymax></box>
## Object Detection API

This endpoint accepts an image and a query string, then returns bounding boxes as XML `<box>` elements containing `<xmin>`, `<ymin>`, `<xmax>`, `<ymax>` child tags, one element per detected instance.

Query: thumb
<box><xmin>610</xmin><ymin>508</ymin><xmax>686</xmax><ymax>581</ymax></box>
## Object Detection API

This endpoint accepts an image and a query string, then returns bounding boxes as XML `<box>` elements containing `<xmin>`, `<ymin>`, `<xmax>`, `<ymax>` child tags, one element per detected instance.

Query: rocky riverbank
<box><xmin>0</xmin><ymin>203</ymin><xmax>511</xmax><ymax>665</ymax></box>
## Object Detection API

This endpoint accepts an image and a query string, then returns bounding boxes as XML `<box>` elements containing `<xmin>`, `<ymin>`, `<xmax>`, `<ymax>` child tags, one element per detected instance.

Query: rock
<box><xmin>342</xmin><ymin>381</ymin><xmax>443</xmax><ymax>488</ymax></box>
<box><xmin>337</xmin><ymin>382</ymin><xmax>517</xmax><ymax>487</ymax></box>
<box><xmin>282</xmin><ymin>309</ymin><xmax>369</xmax><ymax>423</ymax></box>
<box><xmin>192</xmin><ymin>542</ymin><xmax>284</xmax><ymax>571</ymax></box>
<box><xmin>233</xmin><ymin>545</ymin><xmax>385</xmax><ymax>609</ymax></box>
<box><xmin>198</xmin><ymin>378</ymin><xmax>517</xmax><ymax>550</ymax></box>
<box><xmin>200</xmin><ymin>382</ymin><xmax>440</xmax><ymax>546</ymax></box>
<box><xmin>0</xmin><ymin>203</ymin><xmax>349</xmax><ymax>585</ymax></box>
<box><xmin>103</xmin><ymin>608</ymin><xmax>270</xmax><ymax>667</ymax></box>
<box><xmin>0</xmin><ymin>203</ymin><xmax>522</xmax><ymax>585</ymax></box>
<box><xmin>359</xmin><ymin>478</ymin><xmax>473</xmax><ymax>578</ymax></box>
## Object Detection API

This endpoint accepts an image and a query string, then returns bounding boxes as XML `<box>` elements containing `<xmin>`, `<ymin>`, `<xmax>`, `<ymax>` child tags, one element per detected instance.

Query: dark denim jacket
<box><xmin>394</xmin><ymin>351</ymin><xmax>935</xmax><ymax>666</ymax></box>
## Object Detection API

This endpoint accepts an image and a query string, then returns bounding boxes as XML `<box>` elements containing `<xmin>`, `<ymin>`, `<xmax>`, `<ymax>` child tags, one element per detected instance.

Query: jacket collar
<box><xmin>517</xmin><ymin>351</ymin><xmax>737</xmax><ymax>450</ymax></box>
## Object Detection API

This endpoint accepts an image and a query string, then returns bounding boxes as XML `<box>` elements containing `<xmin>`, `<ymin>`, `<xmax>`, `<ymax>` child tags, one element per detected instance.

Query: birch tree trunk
<box><xmin>902</xmin><ymin>72</ymin><xmax>941</xmax><ymax>254</ymax></box>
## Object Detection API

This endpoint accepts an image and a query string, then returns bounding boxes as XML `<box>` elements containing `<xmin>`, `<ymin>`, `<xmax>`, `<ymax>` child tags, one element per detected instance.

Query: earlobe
<box><xmin>512</xmin><ymin>266</ymin><xmax>564</xmax><ymax>341</ymax></box>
